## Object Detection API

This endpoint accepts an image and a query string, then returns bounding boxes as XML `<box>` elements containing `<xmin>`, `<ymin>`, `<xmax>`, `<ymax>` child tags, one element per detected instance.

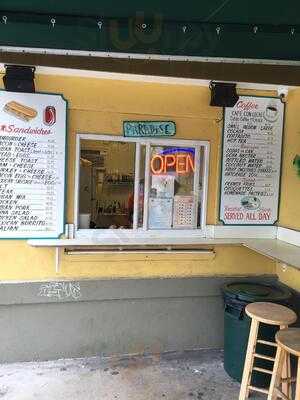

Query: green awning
<box><xmin>0</xmin><ymin>1</ymin><xmax>300</xmax><ymax>62</ymax></box>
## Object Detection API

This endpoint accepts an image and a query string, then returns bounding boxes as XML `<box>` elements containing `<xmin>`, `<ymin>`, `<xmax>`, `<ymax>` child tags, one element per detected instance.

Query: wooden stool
<box><xmin>239</xmin><ymin>302</ymin><xmax>297</xmax><ymax>400</ymax></box>
<box><xmin>268</xmin><ymin>328</ymin><xmax>300</xmax><ymax>400</ymax></box>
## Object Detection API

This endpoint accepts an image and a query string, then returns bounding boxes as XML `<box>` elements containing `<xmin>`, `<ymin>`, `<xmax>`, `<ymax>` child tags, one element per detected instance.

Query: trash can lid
<box><xmin>222</xmin><ymin>282</ymin><xmax>292</xmax><ymax>303</ymax></box>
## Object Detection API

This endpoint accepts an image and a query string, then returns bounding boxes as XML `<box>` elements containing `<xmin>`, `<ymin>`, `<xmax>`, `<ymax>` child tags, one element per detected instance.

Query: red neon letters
<box><xmin>151</xmin><ymin>153</ymin><xmax>195</xmax><ymax>175</ymax></box>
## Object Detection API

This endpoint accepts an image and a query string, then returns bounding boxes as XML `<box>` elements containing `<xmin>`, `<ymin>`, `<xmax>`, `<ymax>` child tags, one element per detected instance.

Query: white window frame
<box><xmin>74</xmin><ymin>134</ymin><xmax>210</xmax><ymax>243</ymax></box>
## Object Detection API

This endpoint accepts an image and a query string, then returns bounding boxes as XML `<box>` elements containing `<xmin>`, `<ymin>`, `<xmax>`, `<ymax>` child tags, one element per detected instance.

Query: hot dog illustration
<box><xmin>4</xmin><ymin>101</ymin><xmax>37</xmax><ymax>122</ymax></box>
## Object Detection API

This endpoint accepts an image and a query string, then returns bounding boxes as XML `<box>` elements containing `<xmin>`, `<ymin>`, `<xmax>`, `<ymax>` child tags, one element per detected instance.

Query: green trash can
<box><xmin>222</xmin><ymin>282</ymin><xmax>293</xmax><ymax>388</ymax></box>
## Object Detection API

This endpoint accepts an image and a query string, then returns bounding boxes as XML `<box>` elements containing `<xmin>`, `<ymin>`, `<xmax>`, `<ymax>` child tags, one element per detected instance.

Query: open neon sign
<box><xmin>151</xmin><ymin>150</ymin><xmax>195</xmax><ymax>175</ymax></box>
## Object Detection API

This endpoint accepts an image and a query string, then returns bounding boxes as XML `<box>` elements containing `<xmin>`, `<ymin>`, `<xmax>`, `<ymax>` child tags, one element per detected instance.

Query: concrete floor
<box><xmin>0</xmin><ymin>350</ymin><xmax>263</xmax><ymax>400</ymax></box>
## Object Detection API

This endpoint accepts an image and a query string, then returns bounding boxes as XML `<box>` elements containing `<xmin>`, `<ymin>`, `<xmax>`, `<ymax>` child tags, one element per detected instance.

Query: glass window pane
<box><xmin>79</xmin><ymin>139</ymin><xmax>135</xmax><ymax>229</ymax></box>
<box><xmin>148</xmin><ymin>145</ymin><xmax>199</xmax><ymax>229</ymax></box>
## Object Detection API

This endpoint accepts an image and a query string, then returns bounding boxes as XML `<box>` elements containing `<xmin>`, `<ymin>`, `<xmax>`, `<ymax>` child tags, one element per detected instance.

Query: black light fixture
<box><xmin>3</xmin><ymin>65</ymin><xmax>36</xmax><ymax>93</ymax></box>
<box><xmin>210</xmin><ymin>81</ymin><xmax>239</xmax><ymax>108</ymax></box>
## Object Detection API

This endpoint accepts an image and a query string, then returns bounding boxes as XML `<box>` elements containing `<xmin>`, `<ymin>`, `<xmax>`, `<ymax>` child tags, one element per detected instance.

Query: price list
<box><xmin>220</xmin><ymin>96</ymin><xmax>284</xmax><ymax>225</ymax></box>
<box><xmin>0</xmin><ymin>91</ymin><xmax>67</xmax><ymax>238</ymax></box>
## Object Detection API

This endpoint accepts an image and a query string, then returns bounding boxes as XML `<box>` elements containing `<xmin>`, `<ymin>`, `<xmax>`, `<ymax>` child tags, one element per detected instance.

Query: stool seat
<box><xmin>276</xmin><ymin>328</ymin><xmax>300</xmax><ymax>357</ymax></box>
<box><xmin>240</xmin><ymin>302</ymin><xmax>298</xmax><ymax>400</ymax></box>
<box><xmin>246</xmin><ymin>302</ymin><xmax>297</xmax><ymax>326</ymax></box>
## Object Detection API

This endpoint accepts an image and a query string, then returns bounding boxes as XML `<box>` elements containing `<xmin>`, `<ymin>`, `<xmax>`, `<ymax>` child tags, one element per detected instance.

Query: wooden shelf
<box><xmin>104</xmin><ymin>181</ymin><xmax>133</xmax><ymax>186</ymax></box>
<box><xmin>98</xmin><ymin>213</ymin><xmax>128</xmax><ymax>216</ymax></box>
<box><xmin>243</xmin><ymin>239</ymin><xmax>300</xmax><ymax>270</ymax></box>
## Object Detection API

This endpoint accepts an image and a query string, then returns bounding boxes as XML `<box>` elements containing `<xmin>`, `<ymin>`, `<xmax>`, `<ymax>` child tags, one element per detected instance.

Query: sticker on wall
<box><xmin>293</xmin><ymin>155</ymin><xmax>300</xmax><ymax>177</ymax></box>
<box><xmin>123</xmin><ymin>121</ymin><xmax>176</xmax><ymax>137</ymax></box>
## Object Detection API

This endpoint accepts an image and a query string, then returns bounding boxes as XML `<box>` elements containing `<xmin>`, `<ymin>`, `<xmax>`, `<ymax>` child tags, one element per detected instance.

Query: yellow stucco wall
<box><xmin>275</xmin><ymin>88</ymin><xmax>300</xmax><ymax>291</ymax></box>
<box><xmin>0</xmin><ymin>73</ymin><xmax>281</xmax><ymax>281</ymax></box>
<box><xmin>279</xmin><ymin>88</ymin><xmax>300</xmax><ymax>230</ymax></box>
<box><xmin>0</xmin><ymin>242</ymin><xmax>276</xmax><ymax>280</ymax></box>
<box><xmin>276</xmin><ymin>263</ymin><xmax>300</xmax><ymax>292</ymax></box>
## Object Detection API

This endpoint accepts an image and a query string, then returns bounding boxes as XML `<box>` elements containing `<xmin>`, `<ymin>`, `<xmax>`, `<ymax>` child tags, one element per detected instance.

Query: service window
<box><xmin>75</xmin><ymin>135</ymin><xmax>209</xmax><ymax>238</ymax></box>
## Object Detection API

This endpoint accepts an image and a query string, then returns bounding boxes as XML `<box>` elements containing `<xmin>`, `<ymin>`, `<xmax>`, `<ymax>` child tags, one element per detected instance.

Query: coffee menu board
<box><xmin>0</xmin><ymin>91</ymin><xmax>67</xmax><ymax>238</ymax></box>
<box><xmin>220</xmin><ymin>96</ymin><xmax>284</xmax><ymax>225</ymax></box>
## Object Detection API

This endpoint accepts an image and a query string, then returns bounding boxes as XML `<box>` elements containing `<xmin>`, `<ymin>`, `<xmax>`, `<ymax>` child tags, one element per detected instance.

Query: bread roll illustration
<box><xmin>4</xmin><ymin>101</ymin><xmax>37</xmax><ymax>121</ymax></box>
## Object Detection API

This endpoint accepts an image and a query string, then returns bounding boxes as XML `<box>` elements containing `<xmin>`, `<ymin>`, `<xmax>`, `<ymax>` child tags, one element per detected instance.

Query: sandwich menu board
<box><xmin>0</xmin><ymin>91</ymin><xmax>67</xmax><ymax>238</ymax></box>
<box><xmin>220</xmin><ymin>96</ymin><xmax>284</xmax><ymax>225</ymax></box>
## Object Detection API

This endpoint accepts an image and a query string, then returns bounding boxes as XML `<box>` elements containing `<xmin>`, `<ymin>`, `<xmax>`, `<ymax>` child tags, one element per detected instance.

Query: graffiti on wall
<box><xmin>38</xmin><ymin>282</ymin><xmax>82</xmax><ymax>300</ymax></box>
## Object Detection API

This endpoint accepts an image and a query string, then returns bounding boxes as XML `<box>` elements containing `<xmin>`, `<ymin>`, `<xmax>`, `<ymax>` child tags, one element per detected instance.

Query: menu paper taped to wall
<box><xmin>173</xmin><ymin>195</ymin><xmax>196</xmax><ymax>229</ymax></box>
<box><xmin>0</xmin><ymin>91</ymin><xmax>67</xmax><ymax>238</ymax></box>
<box><xmin>220</xmin><ymin>96</ymin><xmax>284</xmax><ymax>225</ymax></box>
<box><xmin>151</xmin><ymin>175</ymin><xmax>175</xmax><ymax>198</ymax></box>
<box><xmin>148</xmin><ymin>198</ymin><xmax>173</xmax><ymax>229</ymax></box>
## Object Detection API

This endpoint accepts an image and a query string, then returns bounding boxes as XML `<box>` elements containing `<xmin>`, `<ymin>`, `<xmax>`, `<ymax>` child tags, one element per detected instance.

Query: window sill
<box><xmin>27</xmin><ymin>237</ymin><xmax>242</xmax><ymax>247</ymax></box>
<box><xmin>75</xmin><ymin>228</ymin><xmax>208</xmax><ymax>242</ymax></box>
<box><xmin>27</xmin><ymin>236</ymin><xmax>300</xmax><ymax>272</ymax></box>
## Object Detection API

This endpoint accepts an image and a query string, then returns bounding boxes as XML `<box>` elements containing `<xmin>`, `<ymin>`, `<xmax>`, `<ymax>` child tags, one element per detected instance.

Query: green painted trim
<box><xmin>275</xmin><ymin>99</ymin><xmax>286</xmax><ymax>226</ymax></box>
<box><xmin>61</xmin><ymin>95</ymin><xmax>69</xmax><ymax>239</ymax></box>
<box><xmin>219</xmin><ymin>106</ymin><xmax>226</xmax><ymax>226</ymax></box>
<box><xmin>1</xmin><ymin>1</ymin><xmax>300</xmax><ymax>25</ymax></box>
<box><xmin>0</xmin><ymin>12</ymin><xmax>299</xmax><ymax>60</ymax></box>
<box><xmin>293</xmin><ymin>155</ymin><xmax>300</xmax><ymax>176</ymax></box>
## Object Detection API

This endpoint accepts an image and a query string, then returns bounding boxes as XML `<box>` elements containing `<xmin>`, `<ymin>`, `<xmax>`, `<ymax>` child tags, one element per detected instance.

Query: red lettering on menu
<box><xmin>236</xmin><ymin>100</ymin><xmax>258</xmax><ymax>111</ymax></box>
